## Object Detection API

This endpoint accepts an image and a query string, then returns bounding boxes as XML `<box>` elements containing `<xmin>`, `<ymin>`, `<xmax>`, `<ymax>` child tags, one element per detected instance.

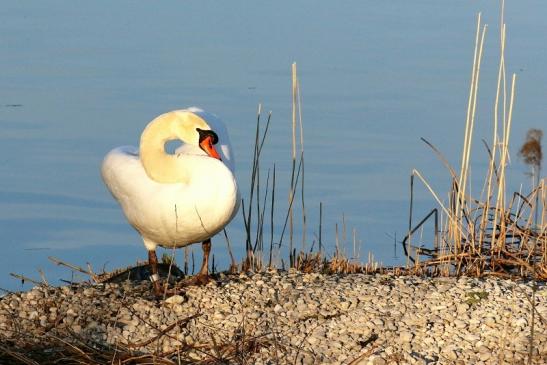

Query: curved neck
<box><xmin>140</xmin><ymin>115</ymin><xmax>190</xmax><ymax>183</ymax></box>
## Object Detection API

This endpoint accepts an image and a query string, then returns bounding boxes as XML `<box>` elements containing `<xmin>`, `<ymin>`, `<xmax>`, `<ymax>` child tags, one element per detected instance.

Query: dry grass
<box><xmin>0</xmin><ymin>312</ymin><xmax>277</xmax><ymax>365</ymax></box>
<box><xmin>403</xmin><ymin>12</ymin><xmax>546</xmax><ymax>280</ymax></box>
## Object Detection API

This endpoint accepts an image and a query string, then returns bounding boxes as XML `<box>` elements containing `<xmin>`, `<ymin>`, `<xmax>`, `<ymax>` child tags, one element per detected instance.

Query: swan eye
<box><xmin>196</xmin><ymin>128</ymin><xmax>219</xmax><ymax>145</ymax></box>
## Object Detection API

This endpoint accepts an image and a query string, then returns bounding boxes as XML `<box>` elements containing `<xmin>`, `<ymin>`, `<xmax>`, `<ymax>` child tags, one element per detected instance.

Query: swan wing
<box><xmin>101</xmin><ymin>146</ymin><xmax>239</xmax><ymax>246</ymax></box>
<box><xmin>102</xmin><ymin>146</ymin><xmax>184</xmax><ymax>243</ymax></box>
<box><xmin>101</xmin><ymin>146</ymin><xmax>154</xmax><ymax>224</ymax></box>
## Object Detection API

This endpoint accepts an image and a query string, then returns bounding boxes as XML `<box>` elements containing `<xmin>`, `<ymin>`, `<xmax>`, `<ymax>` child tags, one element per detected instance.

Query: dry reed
<box><xmin>403</xmin><ymin>11</ymin><xmax>546</xmax><ymax>280</ymax></box>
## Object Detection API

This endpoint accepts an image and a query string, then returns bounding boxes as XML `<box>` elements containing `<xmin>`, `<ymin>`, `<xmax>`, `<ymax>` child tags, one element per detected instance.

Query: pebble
<box><xmin>400</xmin><ymin>331</ymin><xmax>413</xmax><ymax>342</ymax></box>
<box><xmin>0</xmin><ymin>273</ymin><xmax>545</xmax><ymax>364</ymax></box>
<box><xmin>479</xmin><ymin>351</ymin><xmax>491</xmax><ymax>361</ymax></box>
<box><xmin>164</xmin><ymin>295</ymin><xmax>184</xmax><ymax>305</ymax></box>
<box><xmin>446</xmin><ymin>349</ymin><xmax>458</xmax><ymax>361</ymax></box>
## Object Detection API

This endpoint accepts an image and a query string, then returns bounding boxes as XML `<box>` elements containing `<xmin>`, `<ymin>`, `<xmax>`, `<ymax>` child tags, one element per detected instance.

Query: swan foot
<box><xmin>148</xmin><ymin>249</ymin><xmax>185</xmax><ymax>297</ymax></box>
<box><xmin>178</xmin><ymin>273</ymin><xmax>212</xmax><ymax>287</ymax></box>
<box><xmin>150</xmin><ymin>275</ymin><xmax>186</xmax><ymax>298</ymax></box>
<box><xmin>177</xmin><ymin>238</ymin><xmax>213</xmax><ymax>287</ymax></box>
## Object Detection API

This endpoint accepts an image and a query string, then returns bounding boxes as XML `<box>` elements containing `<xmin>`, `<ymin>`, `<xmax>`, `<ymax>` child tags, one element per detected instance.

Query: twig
<box><xmin>48</xmin><ymin>256</ymin><xmax>98</xmax><ymax>282</ymax></box>
<box><xmin>9</xmin><ymin>273</ymin><xmax>42</xmax><ymax>286</ymax></box>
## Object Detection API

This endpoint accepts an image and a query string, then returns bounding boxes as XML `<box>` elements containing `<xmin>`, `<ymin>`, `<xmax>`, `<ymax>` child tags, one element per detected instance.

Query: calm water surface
<box><xmin>1</xmin><ymin>1</ymin><xmax>546</xmax><ymax>291</ymax></box>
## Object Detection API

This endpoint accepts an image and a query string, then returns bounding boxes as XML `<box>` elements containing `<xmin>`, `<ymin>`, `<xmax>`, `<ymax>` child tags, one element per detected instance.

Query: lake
<box><xmin>1</xmin><ymin>1</ymin><xmax>546</xmax><ymax>291</ymax></box>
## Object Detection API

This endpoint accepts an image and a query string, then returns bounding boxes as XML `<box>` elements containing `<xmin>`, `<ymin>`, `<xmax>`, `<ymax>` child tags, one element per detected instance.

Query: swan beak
<box><xmin>199</xmin><ymin>136</ymin><xmax>222</xmax><ymax>160</ymax></box>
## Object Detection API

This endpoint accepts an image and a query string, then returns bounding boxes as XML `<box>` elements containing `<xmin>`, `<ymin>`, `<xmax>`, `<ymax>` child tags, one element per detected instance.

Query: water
<box><xmin>1</xmin><ymin>1</ymin><xmax>546</xmax><ymax>291</ymax></box>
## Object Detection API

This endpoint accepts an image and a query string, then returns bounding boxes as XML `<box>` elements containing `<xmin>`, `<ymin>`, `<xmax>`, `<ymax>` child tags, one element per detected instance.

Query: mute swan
<box><xmin>101</xmin><ymin>108</ymin><xmax>240</xmax><ymax>295</ymax></box>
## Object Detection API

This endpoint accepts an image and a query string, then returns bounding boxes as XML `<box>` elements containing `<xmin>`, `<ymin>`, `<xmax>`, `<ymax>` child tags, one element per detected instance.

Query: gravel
<box><xmin>1</xmin><ymin>270</ymin><xmax>545</xmax><ymax>364</ymax></box>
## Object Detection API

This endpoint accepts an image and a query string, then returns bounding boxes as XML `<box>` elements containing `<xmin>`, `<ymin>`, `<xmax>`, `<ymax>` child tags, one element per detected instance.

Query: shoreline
<box><xmin>1</xmin><ymin>271</ymin><xmax>545</xmax><ymax>364</ymax></box>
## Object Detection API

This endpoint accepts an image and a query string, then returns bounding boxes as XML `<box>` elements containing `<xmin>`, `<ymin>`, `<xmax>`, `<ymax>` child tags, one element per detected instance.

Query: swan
<box><xmin>101</xmin><ymin>108</ymin><xmax>240</xmax><ymax>295</ymax></box>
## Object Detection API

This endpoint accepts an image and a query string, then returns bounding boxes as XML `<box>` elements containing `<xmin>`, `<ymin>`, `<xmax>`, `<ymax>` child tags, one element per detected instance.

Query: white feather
<box><xmin>101</xmin><ymin>108</ymin><xmax>240</xmax><ymax>251</ymax></box>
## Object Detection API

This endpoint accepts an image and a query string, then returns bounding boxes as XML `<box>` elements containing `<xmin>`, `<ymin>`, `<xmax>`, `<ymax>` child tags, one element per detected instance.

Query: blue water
<box><xmin>1</xmin><ymin>1</ymin><xmax>546</xmax><ymax>291</ymax></box>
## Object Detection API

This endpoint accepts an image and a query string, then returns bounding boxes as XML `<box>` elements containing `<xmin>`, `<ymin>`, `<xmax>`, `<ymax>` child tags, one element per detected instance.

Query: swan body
<box><xmin>101</xmin><ymin>108</ymin><xmax>240</xmax><ymax>254</ymax></box>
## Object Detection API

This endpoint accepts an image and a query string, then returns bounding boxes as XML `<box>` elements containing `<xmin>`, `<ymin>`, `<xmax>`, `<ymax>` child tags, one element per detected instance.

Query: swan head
<box><xmin>196</xmin><ymin>128</ymin><xmax>221</xmax><ymax>160</ymax></box>
<box><xmin>139</xmin><ymin>109</ymin><xmax>226</xmax><ymax>184</ymax></box>
<box><xmin>171</xmin><ymin>111</ymin><xmax>221</xmax><ymax>160</ymax></box>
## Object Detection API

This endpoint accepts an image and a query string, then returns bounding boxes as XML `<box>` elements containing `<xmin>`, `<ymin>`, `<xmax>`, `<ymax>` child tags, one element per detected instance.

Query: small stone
<box><xmin>465</xmin><ymin>334</ymin><xmax>480</xmax><ymax>344</ymax></box>
<box><xmin>446</xmin><ymin>350</ymin><xmax>458</xmax><ymax>361</ymax></box>
<box><xmin>372</xmin><ymin>318</ymin><xmax>384</xmax><ymax>327</ymax></box>
<box><xmin>28</xmin><ymin>289</ymin><xmax>44</xmax><ymax>299</ymax></box>
<box><xmin>400</xmin><ymin>331</ymin><xmax>413</xmax><ymax>343</ymax></box>
<box><xmin>371</xmin><ymin>355</ymin><xmax>387</xmax><ymax>365</ymax></box>
<box><xmin>457</xmin><ymin>304</ymin><xmax>469</xmax><ymax>313</ymax></box>
<box><xmin>484</xmin><ymin>317</ymin><xmax>496</xmax><ymax>327</ymax></box>
<box><xmin>9</xmin><ymin>300</ymin><xmax>19</xmax><ymax>309</ymax></box>
<box><xmin>339</xmin><ymin>301</ymin><xmax>350</xmax><ymax>310</ymax></box>
<box><xmin>164</xmin><ymin>295</ymin><xmax>184</xmax><ymax>305</ymax></box>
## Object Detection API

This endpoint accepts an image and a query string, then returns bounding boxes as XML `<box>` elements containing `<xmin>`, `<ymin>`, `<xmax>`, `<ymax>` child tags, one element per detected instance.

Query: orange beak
<box><xmin>199</xmin><ymin>135</ymin><xmax>222</xmax><ymax>160</ymax></box>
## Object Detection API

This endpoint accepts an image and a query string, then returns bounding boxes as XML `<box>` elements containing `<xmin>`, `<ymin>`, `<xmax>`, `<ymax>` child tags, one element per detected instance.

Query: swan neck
<box><xmin>140</xmin><ymin>115</ymin><xmax>188</xmax><ymax>183</ymax></box>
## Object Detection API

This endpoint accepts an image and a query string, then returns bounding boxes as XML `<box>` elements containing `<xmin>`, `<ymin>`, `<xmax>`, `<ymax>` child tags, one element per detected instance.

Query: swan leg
<box><xmin>179</xmin><ymin>239</ymin><xmax>212</xmax><ymax>287</ymax></box>
<box><xmin>198</xmin><ymin>238</ymin><xmax>211</xmax><ymax>277</ymax></box>
<box><xmin>148</xmin><ymin>250</ymin><xmax>163</xmax><ymax>296</ymax></box>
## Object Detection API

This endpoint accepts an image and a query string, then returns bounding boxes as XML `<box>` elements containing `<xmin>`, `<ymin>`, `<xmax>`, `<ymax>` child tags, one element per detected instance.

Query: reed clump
<box><xmin>403</xmin><ymin>13</ymin><xmax>546</xmax><ymax>280</ymax></box>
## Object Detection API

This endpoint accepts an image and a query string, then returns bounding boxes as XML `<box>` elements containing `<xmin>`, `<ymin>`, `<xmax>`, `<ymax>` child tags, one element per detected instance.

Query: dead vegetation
<box><xmin>0</xmin><ymin>310</ymin><xmax>278</xmax><ymax>365</ymax></box>
<box><xmin>402</xmin><ymin>12</ymin><xmax>546</xmax><ymax>281</ymax></box>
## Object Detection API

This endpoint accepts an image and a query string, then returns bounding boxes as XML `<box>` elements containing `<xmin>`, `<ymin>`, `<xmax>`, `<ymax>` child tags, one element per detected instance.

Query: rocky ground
<box><xmin>0</xmin><ymin>270</ymin><xmax>545</xmax><ymax>364</ymax></box>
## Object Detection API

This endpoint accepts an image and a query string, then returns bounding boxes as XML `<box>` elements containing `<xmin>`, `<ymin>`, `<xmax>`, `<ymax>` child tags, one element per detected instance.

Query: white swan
<box><xmin>101</xmin><ymin>108</ymin><xmax>240</xmax><ymax>294</ymax></box>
